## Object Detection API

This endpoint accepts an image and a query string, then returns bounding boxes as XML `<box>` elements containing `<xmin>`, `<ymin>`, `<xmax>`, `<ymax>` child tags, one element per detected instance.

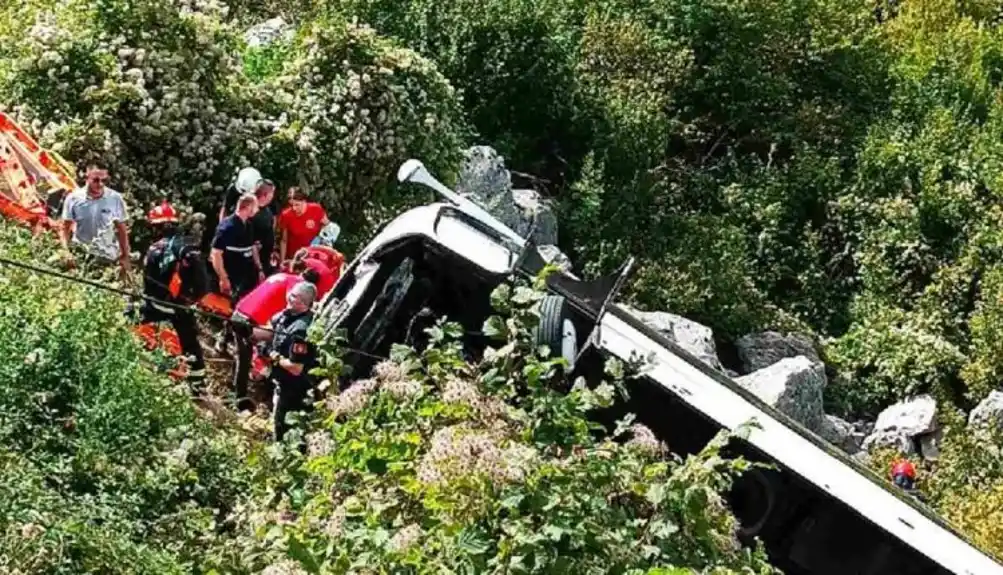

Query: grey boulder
<box><xmin>735</xmin><ymin>356</ymin><xmax>827</xmax><ymax>432</ymax></box>
<box><xmin>969</xmin><ymin>390</ymin><xmax>1003</xmax><ymax>435</ymax></box>
<box><xmin>861</xmin><ymin>394</ymin><xmax>937</xmax><ymax>456</ymax></box>
<box><xmin>735</xmin><ymin>331</ymin><xmax>820</xmax><ymax>374</ymax></box>
<box><xmin>818</xmin><ymin>414</ymin><xmax>864</xmax><ymax>454</ymax></box>
<box><xmin>622</xmin><ymin>307</ymin><xmax>723</xmax><ymax>371</ymax></box>
<box><xmin>512</xmin><ymin>188</ymin><xmax>558</xmax><ymax>246</ymax></box>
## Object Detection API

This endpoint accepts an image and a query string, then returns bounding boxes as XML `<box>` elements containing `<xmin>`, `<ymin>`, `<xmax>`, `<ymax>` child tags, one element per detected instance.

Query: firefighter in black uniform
<box><xmin>263</xmin><ymin>281</ymin><xmax>319</xmax><ymax>444</ymax></box>
<box><xmin>140</xmin><ymin>201</ymin><xmax>210</xmax><ymax>394</ymax></box>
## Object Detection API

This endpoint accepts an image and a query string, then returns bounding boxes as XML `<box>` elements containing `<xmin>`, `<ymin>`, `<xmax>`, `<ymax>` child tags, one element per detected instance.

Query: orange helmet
<box><xmin>148</xmin><ymin>201</ymin><xmax>179</xmax><ymax>224</ymax></box>
<box><xmin>891</xmin><ymin>459</ymin><xmax>917</xmax><ymax>480</ymax></box>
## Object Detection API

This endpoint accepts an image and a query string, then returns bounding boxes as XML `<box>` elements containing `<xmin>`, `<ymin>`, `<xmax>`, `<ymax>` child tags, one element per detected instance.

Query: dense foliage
<box><xmin>0</xmin><ymin>223</ymin><xmax>252</xmax><ymax>573</ymax></box>
<box><xmin>226</xmin><ymin>276</ymin><xmax>776</xmax><ymax>573</ymax></box>
<box><xmin>0</xmin><ymin>221</ymin><xmax>775</xmax><ymax>572</ymax></box>
<box><xmin>5</xmin><ymin>0</ymin><xmax>1003</xmax><ymax>566</ymax></box>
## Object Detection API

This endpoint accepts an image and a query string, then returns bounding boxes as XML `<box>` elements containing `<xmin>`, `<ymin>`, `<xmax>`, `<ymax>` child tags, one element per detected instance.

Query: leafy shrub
<box><xmin>824</xmin><ymin>301</ymin><xmax>965</xmax><ymax>417</ymax></box>
<box><xmin>0</xmin><ymin>221</ymin><xmax>251</xmax><ymax>573</ymax></box>
<box><xmin>229</xmin><ymin>274</ymin><xmax>778</xmax><ymax>573</ymax></box>
<box><xmin>0</xmin><ymin>0</ymin><xmax>262</xmax><ymax>212</ymax></box>
<box><xmin>254</xmin><ymin>16</ymin><xmax>468</xmax><ymax>247</ymax></box>
<box><xmin>0</xmin><ymin>0</ymin><xmax>469</xmax><ymax>249</ymax></box>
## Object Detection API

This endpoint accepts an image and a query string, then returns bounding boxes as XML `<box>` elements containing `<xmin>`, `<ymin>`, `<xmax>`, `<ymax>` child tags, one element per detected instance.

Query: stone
<box><xmin>537</xmin><ymin>245</ymin><xmax>573</xmax><ymax>273</ymax></box>
<box><xmin>918</xmin><ymin>429</ymin><xmax>943</xmax><ymax>461</ymax></box>
<box><xmin>862</xmin><ymin>430</ymin><xmax>916</xmax><ymax>456</ymax></box>
<box><xmin>735</xmin><ymin>356</ymin><xmax>827</xmax><ymax>432</ymax></box>
<box><xmin>968</xmin><ymin>390</ymin><xmax>1003</xmax><ymax>434</ymax></box>
<box><xmin>818</xmin><ymin>414</ymin><xmax>862</xmax><ymax>454</ymax></box>
<box><xmin>512</xmin><ymin>188</ymin><xmax>558</xmax><ymax>245</ymax></box>
<box><xmin>244</xmin><ymin>17</ymin><xmax>293</xmax><ymax>48</ymax></box>
<box><xmin>735</xmin><ymin>331</ymin><xmax>821</xmax><ymax>374</ymax></box>
<box><xmin>622</xmin><ymin>306</ymin><xmax>723</xmax><ymax>371</ymax></box>
<box><xmin>454</xmin><ymin>146</ymin><xmax>529</xmax><ymax>237</ymax></box>
<box><xmin>871</xmin><ymin>394</ymin><xmax>938</xmax><ymax>438</ymax></box>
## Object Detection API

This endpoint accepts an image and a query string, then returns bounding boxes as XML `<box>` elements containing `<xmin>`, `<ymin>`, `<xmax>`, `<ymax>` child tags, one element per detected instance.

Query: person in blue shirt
<box><xmin>210</xmin><ymin>192</ymin><xmax>264</xmax><ymax>303</ymax></box>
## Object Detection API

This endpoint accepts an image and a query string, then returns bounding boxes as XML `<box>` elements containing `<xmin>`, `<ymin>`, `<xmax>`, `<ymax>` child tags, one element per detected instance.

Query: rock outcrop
<box><xmin>454</xmin><ymin>146</ymin><xmax>568</xmax><ymax>261</ymax></box>
<box><xmin>818</xmin><ymin>414</ymin><xmax>865</xmax><ymax>454</ymax></box>
<box><xmin>861</xmin><ymin>394</ymin><xmax>938</xmax><ymax>456</ymax></box>
<box><xmin>622</xmin><ymin>306</ymin><xmax>723</xmax><ymax>371</ymax></box>
<box><xmin>735</xmin><ymin>356</ymin><xmax>827</xmax><ymax>432</ymax></box>
<box><xmin>969</xmin><ymin>390</ymin><xmax>1003</xmax><ymax>435</ymax></box>
<box><xmin>734</xmin><ymin>331</ymin><xmax>820</xmax><ymax>375</ymax></box>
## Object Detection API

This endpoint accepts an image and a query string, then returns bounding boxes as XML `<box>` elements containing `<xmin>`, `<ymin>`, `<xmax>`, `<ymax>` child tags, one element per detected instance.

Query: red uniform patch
<box><xmin>292</xmin><ymin>341</ymin><xmax>308</xmax><ymax>355</ymax></box>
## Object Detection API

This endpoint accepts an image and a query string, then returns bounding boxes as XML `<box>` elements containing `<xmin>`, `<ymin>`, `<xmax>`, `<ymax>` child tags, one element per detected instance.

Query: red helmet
<box><xmin>148</xmin><ymin>200</ymin><xmax>179</xmax><ymax>224</ymax></box>
<box><xmin>891</xmin><ymin>459</ymin><xmax>917</xmax><ymax>480</ymax></box>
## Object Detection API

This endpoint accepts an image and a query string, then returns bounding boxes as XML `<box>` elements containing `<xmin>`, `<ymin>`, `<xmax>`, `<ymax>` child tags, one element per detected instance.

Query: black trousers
<box><xmin>230</xmin><ymin>311</ymin><xmax>255</xmax><ymax>411</ymax></box>
<box><xmin>272</xmin><ymin>375</ymin><xmax>313</xmax><ymax>445</ymax></box>
<box><xmin>141</xmin><ymin>306</ymin><xmax>206</xmax><ymax>395</ymax></box>
<box><xmin>221</xmin><ymin>278</ymin><xmax>258</xmax><ymax>349</ymax></box>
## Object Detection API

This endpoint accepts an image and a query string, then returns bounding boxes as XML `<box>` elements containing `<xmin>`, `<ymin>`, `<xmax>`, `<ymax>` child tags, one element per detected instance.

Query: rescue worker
<box><xmin>287</xmin><ymin>246</ymin><xmax>343</xmax><ymax>300</ymax></box>
<box><xmin>891</xmin><ymin>459</ymin><xmax>917</xmax><ymax>492</ymax></box>
<box><xmin>249</xmin><ymin>179</ymin><xmax>278</xmax><ymax>275</ymax></box>
<box><xmin>139</xmin><ymin>201</ymin><xmax>210</xmax><ymax>394</ymax></box>
<box><xmin>263</xmin><ymin>281</ymin><xmax>319</xmax><ymax>444</ymax></box>
<box><xmin>218</xmin><ymin>166</ymin><xmax>264</xmax><ymax>223</ymax></box>
<box><xmin>230</xmin><ymin>259</ymin><xmax>320</xmax><ymax>412</ymax></box>
<box><xmin>211</xmin><ymin>192</ymin><xmax>264</xmax><ymax>301</ymax></box>
<box><xmin>210</xmin><ymin>192</ymin><xmax>264</xmax><ymax>356</ymax></box>
<box><xmin>277</xmin><ymin>187</ymin><xmax>332</xmax><ymax>264</ymax></box>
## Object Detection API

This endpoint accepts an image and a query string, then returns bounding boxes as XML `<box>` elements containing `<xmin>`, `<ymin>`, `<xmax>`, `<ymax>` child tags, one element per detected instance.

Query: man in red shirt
<box><xmin>277</xmin><ymin>187</ymin><xmax>330</xmax><ymax>264</ymax></box>
<box><xmin>284</xmin><ymin>246</ymin><xmax>344</xmax><ymax>299</ymax></box>
<box><xmin>230</xmin><ymin>259</ymin><xmax>319</xmax><ymax>411</ymax></box>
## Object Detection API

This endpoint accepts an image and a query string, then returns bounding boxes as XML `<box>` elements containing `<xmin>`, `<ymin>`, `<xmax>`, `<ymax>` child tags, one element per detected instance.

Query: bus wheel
<box><xmin>534</xmin><ymin>295</ymin><xmax>578</xmax><ymax>371</ymax></box>
<box><xmin>732</xmin><ymin>468</ymin><xmax>778</xmax><ymax>538</ymax></box>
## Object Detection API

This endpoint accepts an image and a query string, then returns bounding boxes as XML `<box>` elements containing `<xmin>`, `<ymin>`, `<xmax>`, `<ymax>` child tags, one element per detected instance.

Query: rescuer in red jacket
<box><xmin>891</xmin><ymin>459</ymin><xmax>916</xmax><ymax>490</ymax></box>
<box><xmin>284</xmin><ymin>246</ymin><xmax>343</xmax><ymax>299</ymax></box>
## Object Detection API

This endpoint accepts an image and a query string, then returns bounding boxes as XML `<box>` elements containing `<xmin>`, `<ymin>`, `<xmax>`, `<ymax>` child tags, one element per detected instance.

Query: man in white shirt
<box><xmin>60</xmin><ymin>164</ymin><xmax>132</xmax><ymax>281</ymax></box>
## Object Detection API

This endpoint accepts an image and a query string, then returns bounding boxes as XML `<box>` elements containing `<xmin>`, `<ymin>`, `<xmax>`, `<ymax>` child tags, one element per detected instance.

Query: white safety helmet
<box><xmin>234</xmin><ymin>167</ymin><xmax>263</xmax><ymax>195</ymax></box>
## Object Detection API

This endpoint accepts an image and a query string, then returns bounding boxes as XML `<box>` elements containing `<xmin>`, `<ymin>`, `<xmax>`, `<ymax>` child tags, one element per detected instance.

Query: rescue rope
<box><xmin>0</xmin><ymin>254</ymin><xmax>388</xmax><ymax>361</ymax></box>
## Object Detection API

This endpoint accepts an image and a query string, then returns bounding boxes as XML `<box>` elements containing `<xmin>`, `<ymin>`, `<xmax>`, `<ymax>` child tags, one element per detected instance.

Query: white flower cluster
<box><xmin>1</xmin><ymin>2</ymin><xmax>466</xmax><ymax>227</ymax></box>
<box><xmin>7</xmin><ymin>1</ymin><xmax>267</xmax><ymax>213</ymax></box>
<box><xmin>305</xmin><ymin>430</ymin><xmax>334</xmax><ymax>458</ymax></box>
<box><xmin>263</xmin><ymin>20</ymin><xmax>464</xmax><ymax>229</ymax></box>
<box><xmin>387</xmin><ymin>523</ymin><xmax>422</xmax><ymax>553</ymax></box>
<box><xmin>373</xmin><ymin>359</ymin><xmax>424</xmax><ymax>400</ymax></box>
<box><xmin>416</xmin><ymin>424</ymin><xmax>538</xmax><ymax>487</ymax></box>
<box><xmin>625</xmin><ymin>423</ymin><xmax>667</xmax><ymax>457</ymax></box>
<box><xmin>261</xmin><ymin>560</ymin><xmax>308</xmax><ymax>575</ymax></box>
<box><xmin>325</xmin><ymin>378</ymin><xmax>379</xmax><ymax>419</ymax></box>
<box><xmin>441</xmin><ymin>376</ymin><xmax>508</xmax><ymax>420</ymax></box>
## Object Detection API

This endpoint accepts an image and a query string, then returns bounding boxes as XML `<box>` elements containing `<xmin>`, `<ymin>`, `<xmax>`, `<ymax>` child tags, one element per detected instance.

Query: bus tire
<box><xmin>535</xmin><ymin>295</ymin><xmax>578</xmax><ymax>371</ymax></box>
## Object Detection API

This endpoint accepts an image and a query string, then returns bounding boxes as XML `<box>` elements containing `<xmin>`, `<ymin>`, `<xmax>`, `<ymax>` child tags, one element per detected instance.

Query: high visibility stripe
<box><xmin>151</xmin><ymin>302</ymin><xmax>176</xmax><ymax>314</ymax></box>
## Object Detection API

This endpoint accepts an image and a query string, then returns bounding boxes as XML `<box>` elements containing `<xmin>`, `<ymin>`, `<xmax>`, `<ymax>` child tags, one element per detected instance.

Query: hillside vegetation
<box><xmin>3</xmin><ymin>0</ymin><xmax>1003</xmax><ymax>567</ymax></box>
<box><xmin>0</xmin><ymin>222</ymin><xmax>775</xmax><ymax>573</ymax></box>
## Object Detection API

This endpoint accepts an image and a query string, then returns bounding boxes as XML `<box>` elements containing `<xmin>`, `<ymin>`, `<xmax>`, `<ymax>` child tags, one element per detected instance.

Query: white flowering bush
<box><xmin>231</xmin><ymin>272</ymin><xmax>778</xmax><ymax>573</ymax></box>
<box><xmin>0</xmin><ymin>0</ymin><xmax>266</xmax><ymax>217</ymax></box>
<box><xmin>0</xmin><ymin>2</ymin><xmax>468</xmax><ymax>247</ymax></box>
<box><xmin>255</xmin><ymin>17</ymin><xmax>467</xmax><ymax>243</ymax></box>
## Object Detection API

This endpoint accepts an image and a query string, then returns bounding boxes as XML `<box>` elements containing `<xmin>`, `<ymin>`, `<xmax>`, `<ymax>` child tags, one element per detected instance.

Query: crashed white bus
<box><xmin>315</xmin><ymin>159</ymin><xmax>1003</xmax><ymax>575</ymax></box>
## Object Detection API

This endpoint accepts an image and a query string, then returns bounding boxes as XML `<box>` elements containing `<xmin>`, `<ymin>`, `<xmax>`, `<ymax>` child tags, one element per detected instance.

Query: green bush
<box><xmin>0</xmin><ymin>222</ymin><xmax>251</xmax><ymax>573</ymax></box>
<box><xmin>252</xmin><ymin>16</ymin><xmax>468</xmax><ymax>249</ymax></box>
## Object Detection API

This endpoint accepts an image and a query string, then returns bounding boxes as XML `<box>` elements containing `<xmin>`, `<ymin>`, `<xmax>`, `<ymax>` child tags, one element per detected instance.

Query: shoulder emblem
<box><xmin>292</xmin><ymin>341</ymin><xmax>308</xmax><ymax>355</ymax></box>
